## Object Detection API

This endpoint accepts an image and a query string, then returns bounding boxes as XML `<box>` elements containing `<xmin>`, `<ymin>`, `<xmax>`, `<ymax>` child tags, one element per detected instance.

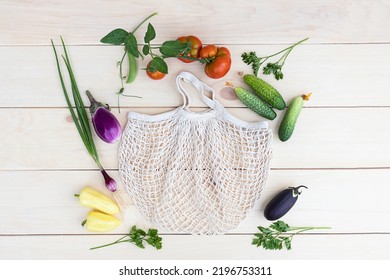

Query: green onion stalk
<box><xmin>51</xmin><ymin>37</ymin><xmax>116</xmax><ymax>192</ymax></box>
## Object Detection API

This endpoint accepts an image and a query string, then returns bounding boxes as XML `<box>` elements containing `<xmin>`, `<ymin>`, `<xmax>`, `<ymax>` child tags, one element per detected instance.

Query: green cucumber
<box><xmin>235</xmin><ymin>87</ymin><xmax>276</xmax><ymax>120</ymax></box>
<box><xmin>243</xmin><ymin>74</ymin><xmax>286</xmax><ymax>110</ymax></box>
<box><xmin>278</xmin><ymin>94</ymin><xmax>311</xmax><ymax>142</ymax></box>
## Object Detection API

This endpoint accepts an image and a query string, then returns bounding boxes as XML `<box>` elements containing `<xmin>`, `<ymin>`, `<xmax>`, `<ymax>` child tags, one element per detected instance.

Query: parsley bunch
<box><xmin>90</xmin><ymin>225</ymin><xmax>162</xmax><ymax>250</ymax></box>
<box><xmin>242</xmin><ymin>37</ymin><xmax>308</xmax><ymax>80</ymax></box>
<box><xmin>252</xmin><ymin>220</ymin><xmax>330</xmax><ymax>250</ymax></box>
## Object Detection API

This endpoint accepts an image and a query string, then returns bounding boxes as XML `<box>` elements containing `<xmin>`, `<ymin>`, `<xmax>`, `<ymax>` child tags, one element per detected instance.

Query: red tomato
<box><xmin>146</xmin><ymin>61</ymin><xmax>166</xmax><ymax>80</ymax></box>
<box><xmin>199</xmin><ymin>45</ymin><xmax>231</xmax><ymax>79</ymax></box>
<box><xmin>177</xmin><ymin>35</ymin><xmax>203</xmax><ymax>63</ymax></box>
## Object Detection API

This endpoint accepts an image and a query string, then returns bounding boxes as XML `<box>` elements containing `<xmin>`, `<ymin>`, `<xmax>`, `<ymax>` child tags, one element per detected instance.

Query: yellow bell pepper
<box><xmin>83</xmin><ymin>210</ymin><xmax>121</xmax><ymax>232</ymax></box>
<box><xmin>76</xmin><ymin>186</ymin><xmax>119</xmax><ymax>215</ymax></box>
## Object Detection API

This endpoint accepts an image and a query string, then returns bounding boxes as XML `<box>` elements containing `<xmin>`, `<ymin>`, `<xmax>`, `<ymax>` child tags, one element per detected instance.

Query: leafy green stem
<box><xmin>276</xmin><ymin>46</ymin><xmax>295</xmax><ymax>67</ymax></box>
<box><xmin>288</xmin><ymin>227</ymin><xmax>331</xmax><ymax>244</ymax></box>
<box><xmin>90</xmin><ymin>225</ymin><xmax>162</xmax><ymax>250</ymax></box>
<box><xmin>101</xmin><ymin>12</ymin><xmax>191</xmax><ymax>104</ymax></box>
<box><xmin>289</xmin><ymin>226</ymin><xmax>332</xmax><ymax>231</ymax></box>
<box><xmin>90</xmin><ymin>239</ymin><xmax>130</xmax><ymax>250</ymax></box>
<box><xmin>173</xmin><ymin>55</ymin><xmax>208</xmax><ymax>63</ymax></box>
<box><xmin>118</xmin><ymin>51</ymin><xmax>127</xmax><ymax>89</ymax></box>
<box><xmin>131</xmin><ymin>12</ymin><xmax>158</xmax><ymax>33</ymax></box>
<box><xmin>101</xmin><ymin>13</ymin><xmax>158</xmax><ymax>111</ymax></box>
<box><xmin>90</xmin><ymin>234</ymin><xmax>130</xmax><ymax>250</ymax></box>
<box><xmin>241</xmin><ymin>37</ymin><xmax>309</xmax><ymax>80</ymax></box>
<box><xmin>120</xmin><ymin>94</ymin><xmax>142</xmax><ymax>98</ymax></box>
<box><xmin>262</xmin><ymin>37</ymin><xmax>308</xmax><ymax>60</ymax></box>
<box><xmin>148</xmin><ymin>42</ymin><xmax>156</xmax><ymax>58</ymax></box>
<box><xmin>252</xmin><ymin>220</ymin><xmax>330</xmax><ymax>250</ymax></box>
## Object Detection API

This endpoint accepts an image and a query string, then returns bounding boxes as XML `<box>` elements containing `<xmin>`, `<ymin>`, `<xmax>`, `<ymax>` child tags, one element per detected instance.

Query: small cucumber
<box><xmin>278</xmin><ymin>94</ymin><xmax>311</xmax><ymax>142</ymax></box>
<box><xmin>243</xmin><ymin>74</ymin><xmax>286</xmax><ymax>110</ymax></box>
<box><xmin>235</xmin><ymin>87</ymin><xmax>276</xmax><ymax>120</ymax></box>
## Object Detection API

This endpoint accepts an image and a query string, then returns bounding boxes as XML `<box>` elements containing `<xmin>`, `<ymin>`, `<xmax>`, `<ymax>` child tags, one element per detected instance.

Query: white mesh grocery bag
<box><xmin>119</xmin><ymin>72</ymin><xmax>272</xmax><ymax>235</ymax></box>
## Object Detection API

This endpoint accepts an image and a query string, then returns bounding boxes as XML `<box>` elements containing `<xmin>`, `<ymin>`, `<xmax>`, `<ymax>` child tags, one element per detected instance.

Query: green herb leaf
<box><xmin>142</xmin><ymin>44</ymin><xmax>150</xmax><ymax>55</ymax></box>
<box><xmin>241</xmin><ymin>51</ymin><xmax>261</xmax><ymax>76</ymax></box>
<box><xmin>258</xmin><ymin>226</ymin><xmax>273</xmax><ymax>235</ymax></box>
<box><xmin>263</xmin><ymin>63</ymin><xmax>283</xmax><ymax>80</ymax></box>
<box><xmin>159</xmin><ymin>40</ymin><xmax>190</xmax><ymax>57</ymax></box>
<box><xmin>146</xmin><ymin>235</ymin><xmax>163</xmax><ymax>250</ymax></box>
<box><xmin>124</xmin><ymin>33</ymin><xmax>139</xmax><ymax>58</ymax></box>
<box><xmin>270</xmin><ymin>221</ymin><xmax>290</xmax><ymax>232</ymax></box>
<box><xmin>150</xmin><ymin>57</ymin><xmax>168</xmax><ymax>74</ymax></box>
<box><xmin>241</xmin><ymin>37</ymin><xmax>309</xmax><ymax>80</ymax></box>
<box><xmin>252</xmin><ymin>220</ymin><xmax>330</xmax><ymax>251</ymax></box>
<box><xmin>262</xmin><ymin>62</ymin><xmax>273</xmax><ymax>75</ymax></box>
<box><xmin>148</xmin><ymin>228</ymin><xmax>158</xmax><ymax>237</ymax></box>
<box><xmin>144</xmin><ymin>23</ymin><xmax>156</xmax><ymax>43</ymax></box>
<box><xmin>284</xmin><ymin>238</ymin><xmax>292</xmax><ymax>250</ymax></box>
<box><xmin>252</xmin><ymin>238</ymin><xmax>260</xmax><ymax>246</ymax></box>
<box><xmin>100</xmin><ymin>29</ymin><xmax>129</xmax><ymax>45</ymax></box>
<box><xmin>90</xmin><ymin>225</ymin><xmax>163</xmax><ymax>251</ymax></box>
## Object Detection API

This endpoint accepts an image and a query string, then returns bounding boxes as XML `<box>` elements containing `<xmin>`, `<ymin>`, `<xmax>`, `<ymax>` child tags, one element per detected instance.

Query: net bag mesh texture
<box><xmin>119</xmin><ymin>72</ymin><xmax>272</xmax><ymax>235</ymax></box>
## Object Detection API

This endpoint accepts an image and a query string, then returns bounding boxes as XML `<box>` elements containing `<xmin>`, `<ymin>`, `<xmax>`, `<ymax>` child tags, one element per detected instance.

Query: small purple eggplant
<box><xmin>264</xmin><ymin>185</ymin><xmax>307</xmax><ymax>221</ymax></box>
<box><xmin>86</xmin><ymin>90</ymin><xmax>121</xmax><ymax>144</ymax></box>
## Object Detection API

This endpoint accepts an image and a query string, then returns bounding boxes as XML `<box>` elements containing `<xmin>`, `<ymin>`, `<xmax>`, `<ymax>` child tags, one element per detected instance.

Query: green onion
<box><xmin>51</xmin><ymin>37</ymin><xmax>116</xmax><ymax>192</ymax></box>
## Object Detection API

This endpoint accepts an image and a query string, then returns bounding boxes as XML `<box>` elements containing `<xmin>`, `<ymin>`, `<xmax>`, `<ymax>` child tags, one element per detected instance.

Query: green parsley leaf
<box><xmin>89</xmin><ymin>225</ymin><xmax>163</xmax><ymax>251</ymax></box>
<box><xmin>241</xmin><ymin>38</ymin><xmax>309</xmax><ymax>80</ymax></box>
<box><xmin>270</xmin><ymin>220</ymin><xmax>290</xmax><ymax>232</ymax></box>
<box><xmin>252</xmin><ymin>220</ymin><xmax>330</xmax><ymax>250</ymax></box>
<box><xmin>241</xmin><ymin>51</ymin><xmax>261</xmax><ymax>76</ymax></box>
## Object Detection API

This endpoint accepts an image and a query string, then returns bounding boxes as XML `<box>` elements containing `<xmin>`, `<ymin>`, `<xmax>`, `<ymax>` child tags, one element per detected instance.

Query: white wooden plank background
<box><xmin>0</xmin><ymin>0</ymin><xmax>389</xmax><ymax>260</ymax></box>
<box><xmin>1</xmin><ymin>0</ymin><xmax>389</xmax><ymax>44</ymax></box>
<box><xmin>1</xmin><ymin>44</ymin><xmax>390</xmax><ymax>108</ymax></box>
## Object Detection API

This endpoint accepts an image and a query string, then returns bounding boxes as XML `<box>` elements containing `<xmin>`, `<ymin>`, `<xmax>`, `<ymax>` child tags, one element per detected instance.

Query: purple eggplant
<box><xmin>86</xmin><ymin>90</ymin><xmax>122</xmax><ymax>144</ymax></box>
<box><xmin>264</xmin><ymin>185</ymin><xmax>307</xmax><ymax>221</ymax></box>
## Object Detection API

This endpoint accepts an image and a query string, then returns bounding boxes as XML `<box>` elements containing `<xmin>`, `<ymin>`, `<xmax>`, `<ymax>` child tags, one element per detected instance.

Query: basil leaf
<box><xmin>150</xmin><ymin>57</ymin><xmax>168</xmax><ymax>74</ymax></box>
<box><xmin>159</xmin><ymin>40</ymin><xmax>190</xmax><ymax>57</ymax></box>
<box><xmin>144</xmin><ymin>23</ymin><xmax>156</xmax><ymax>43</ymax></box>
<box><xmin>100</xmin><ymin>29</ymin><xmax>129</xmax><ymax>45</ymax></box>
<box><xmin>124</xmin><ymin>33</ymin><xmax>139</xmax><ymax>58</ymax></box>
<box><xmin>142</xmin><ymin>45</ymin><xmax>150</xmax><ymax>56</ymax></box>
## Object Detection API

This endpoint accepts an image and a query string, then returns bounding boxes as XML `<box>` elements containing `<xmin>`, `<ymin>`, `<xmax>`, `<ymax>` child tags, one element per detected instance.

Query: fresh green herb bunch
<box><xmin>90</xmin><ymin>225</ymin><xmax>162</xmax><ymax>250</ymax></box>
<box><xmin>100</xmin><ymin>12</ymin><xmax>192</xmax><ymax>106</ymax></box>
<box><xmin>242</xmin><ymin>37</ymin><xmax>308</xmax><ymax>80</ymax></box>
<box><xmin>51</xmin><ymin>37</ymin><xmax>117</xmax><ymax>192</ymax></box>
<box><xmin>252</xmin><ymin>220</ymin><xmax>330</xmax><ymax>250</ymax></box>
